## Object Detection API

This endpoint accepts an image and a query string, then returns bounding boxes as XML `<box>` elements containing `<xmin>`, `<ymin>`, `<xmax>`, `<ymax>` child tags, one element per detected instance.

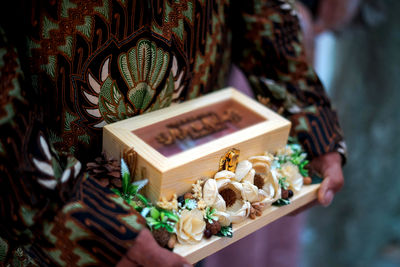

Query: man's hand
<box><xmin>311</xmin><ymin>152</ymin><xmax>344</xmax><ymax>206</ymax></box>
<box><xmin>117</xmin><ymin>228</ymin><xmax>192</xmax><ymax>267</ymax></box>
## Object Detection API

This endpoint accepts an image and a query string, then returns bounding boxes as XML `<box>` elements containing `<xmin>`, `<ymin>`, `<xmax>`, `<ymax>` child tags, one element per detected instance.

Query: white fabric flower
<box><xmin>241</xmin><ymin>181</ymin><xmax>259</xmax><ymax>203</ymax></box>
<box><xmin>212</xmin><ymin>194</ymin><xmax>227</xmax><ymax>212</ymax></box>
<box><xmin>279</xmin><ymin>162</ymin><xmax>303</xmax><ymax>192</ymax></box>
<box><xmin>214</xmin><ymin>170</ymin><xmax>236</xmax><ymax>181</ymax></box>
<box><xmin>217</xmin><ymin>181</ymin><xmax>251</xmax><ymax>223</ymax></box>
<box><xmin>241</xmin><ymin>169</ymin><xmax>255</xmax><ymax>184</ymax></box>
<box><xmin>227</xmin><ymin>200</ymin><xmax>251</xmax><ymax>224</ymax></box>
<box><xmin>176</xmin><ymin>209</ymin><xmax>206</xmax><ymax>245</ymax></box>
<box><xmin>235</xmin><ymin>160</ymin><xmax>253</xmax><ymax>182</ymax></box>
<box><xmin>203</xmin><ymin>179</ymin><xmax>218</xmax><ymax>206</ymax></box>
<box><xmin>215</xmin><ymin>211</ymin><xmax>231</xmax><ymax>227</ymax></box>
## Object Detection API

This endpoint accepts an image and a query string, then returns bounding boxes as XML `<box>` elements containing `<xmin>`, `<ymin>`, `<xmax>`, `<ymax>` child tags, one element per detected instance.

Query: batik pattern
<box><xmin>0</xmin><ymin>23</ymin><xmax>145</xmax><ymax>266</ymax></box>
<box><xmin>0</xmin><ymin>0</ymin><xmax>345</xmax><ymax>266</ymax></box>
<box><xmin>232</xmin><ymin>0</ymin><xmax>346</xmax><ymax>158</ymax></box>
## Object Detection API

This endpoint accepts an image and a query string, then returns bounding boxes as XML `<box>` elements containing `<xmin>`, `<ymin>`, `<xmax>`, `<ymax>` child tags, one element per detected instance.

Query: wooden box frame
<box><xmin>173</xmin><ymin>184</ymin><xmax>320</xmax><ymax>263</ymax></box>
<box><xmin>103</xmin><ymin>88</ymin><xmax>291</xmax><ymax>202</ymax></box>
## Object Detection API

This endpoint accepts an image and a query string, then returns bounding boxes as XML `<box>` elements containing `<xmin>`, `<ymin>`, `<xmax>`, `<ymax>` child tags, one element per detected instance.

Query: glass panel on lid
<box><xmin>132</xmin><ymin>99</ymin><xmax>266</xmax><ymax>157</ymax></box>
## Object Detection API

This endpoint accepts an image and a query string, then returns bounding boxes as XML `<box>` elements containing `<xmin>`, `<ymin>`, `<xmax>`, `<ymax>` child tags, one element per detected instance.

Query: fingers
<box><xmin>317</xmin><ymin>162</ymin><xmax>344</xmax><ymax>206</ymax></box>
<box><xmin>310</xmin><ymin>152</ymin><xmax>344</xmax><ymax>207</ymax></box>
<box><xmin>318</xmin><ymin>178</ymin><xmax>334</xmax><ymax>207</ymax></box>
<box><xmin>120</xmin><ymin>228</ymin><xmax>192</xmax><ymax>267</ymax></box>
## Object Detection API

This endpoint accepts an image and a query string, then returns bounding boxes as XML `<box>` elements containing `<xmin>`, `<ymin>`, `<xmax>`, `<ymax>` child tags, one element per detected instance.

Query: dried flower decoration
<box><xmin>278</xmin><ymin>162</ymin><xmax>303</xmax><ymax>193</ymax></box>
<box><xmin>123</xmin><ymin>147</ymin><xmax>137</xmax><ymax>178</ymax></box>
<box><xmin>157</xmin><ymin>194</ymin><xmax>178</xmax><ymax>211</ymax></box>
<box><xmin>176</xmin><ymin>209</ymin><xmax>206</xmax><ymax>244</ymax></box>
<box><xmin>203</xmin><ymin>179</ymin><xmax>218</xmax><ymax>206</ymax></box>
<box><xmin>192</xmin><ymin>179</ymin><xmax>205</xmax><ymax>200</ymax></box>
<box><xmin>183</xmin><ymin>198</ymin><xmax>197</xmax><ymax>210</ymax></box>
<box><xmin>197</xmin><ymin>199</ymin><xmax>207</xmax><ymax>210</ymax></box>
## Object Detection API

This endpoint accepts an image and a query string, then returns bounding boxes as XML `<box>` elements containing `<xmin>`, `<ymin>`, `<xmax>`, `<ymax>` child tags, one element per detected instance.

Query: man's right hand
<box><xmin>117</xmin><ymin>228</ymin><xmax>192</xmax><ymax>267</ymax></box>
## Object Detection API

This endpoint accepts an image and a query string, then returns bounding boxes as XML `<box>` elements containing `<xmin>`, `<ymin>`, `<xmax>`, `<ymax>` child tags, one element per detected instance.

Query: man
<box><xmin>0</xmin><ymin>0</ymin><xmax>344</xmax><ymax>266</ymax></box>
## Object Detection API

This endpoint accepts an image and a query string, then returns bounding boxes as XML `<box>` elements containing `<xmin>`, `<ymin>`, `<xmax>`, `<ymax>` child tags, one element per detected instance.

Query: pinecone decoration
<box><xmin>204</xmin><ymin>220</ymin><xmax>221</xmax><ymax>238</ymax></box>
<box><xmin>152</xmin><ymin>228</ymin><xmax>171</xmax><ymax>248</ymax></box>
<box><xmin>249</xmin><ymin>203</ymin><xmax>264</xmax><ymax>219</ymax></box>
<box><xmin>86</xmin><ymin>153</ymin><xmax>122</xmax><ymax>189</ymax></box>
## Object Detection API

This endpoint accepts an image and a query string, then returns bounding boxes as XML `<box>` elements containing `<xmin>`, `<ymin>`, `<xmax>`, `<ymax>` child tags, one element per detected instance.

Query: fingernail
<box><xmin>323</xmin><ymin>190</ymin><xmax>334</xmax><ymax>207</ymax></box>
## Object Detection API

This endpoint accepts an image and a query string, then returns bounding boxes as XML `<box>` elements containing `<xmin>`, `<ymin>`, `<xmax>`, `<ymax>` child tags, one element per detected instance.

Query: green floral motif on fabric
<box><xmin>99</xmin><ymin>39</ymin><xmax>174</xmax><ymax>122</ymax></box>
<box><xmin>98</xmin><ymin>77</ymin><xmax>133</xmax><ymax>123</ymax></box>
<box><xmin>0</xmin><ymin>237</ymin><xmax>8</xmax><ymax>263</ymax></box>
<box><xmin>119</xmin><ymin>39</ymin><xmax>170</xmax><ymax>112</ymax></box>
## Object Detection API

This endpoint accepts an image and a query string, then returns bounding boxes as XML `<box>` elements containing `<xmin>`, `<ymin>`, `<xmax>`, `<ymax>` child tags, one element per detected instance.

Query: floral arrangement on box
<box><xmin>110</xmin><ymin>143</ymin><xmax>313</xmax><ymax>249</ymax></box>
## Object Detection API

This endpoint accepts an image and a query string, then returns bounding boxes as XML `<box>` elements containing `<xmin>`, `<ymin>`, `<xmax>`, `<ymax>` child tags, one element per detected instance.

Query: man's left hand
<box><xmin>311</xmin><ymin>152</ymin><xmax>344</xmax><ymax>206</ymax></box>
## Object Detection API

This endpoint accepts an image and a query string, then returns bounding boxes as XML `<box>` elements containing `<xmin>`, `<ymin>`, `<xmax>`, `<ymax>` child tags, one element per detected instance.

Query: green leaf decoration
<box><xmin>132</xmin><ymin>179</ymin><xmax>148</xmax><ymax>192</ymax></box>
<box><xmin>164</xmin><ymin>224</ymin><xmax>175</xmax><ymax>233</ymax></box>
<box><xmin>299</xmin><ymin>160</ymin><xmax>309</xmax><ymax>177</ymax></box>
<box><xmin>128</xmin><ymin>184</ymin><xmax>139</xmax><ymax>195</ymax></box>
<box><xmin>272</xmin><ymin>199</ymin><xmax>291</xmax><ymax>206</ymax></box>
<box><xmin>162</xmin><ymin>210</ymin><xmax>180</xmax><ymax>222</ymax></box>
<box><xmin>146</xmin><ymin>217</ymin><xmax>159</xmax><ymax>227</ymax></box>
<box><xmin>150</xmin><ymin>207</ymin><xmax>160</xmax><ymax>219</ymax></box>
<box><xmin>216</xmin><ymin>224</ymin><xmax>233</xmax><ymax>238</ymax></box>
<box><xmin>204</xmin><ymin>207</ymin><xmax>218</xmax><ymax>223</ymax></box>
<box><xmin>136</xmin><ymin>193</ymin><xmax>150</xmax><ymax>206</ymax></box>
<box><xmin>161</xmin><ymin>212</ymin><xmax>169</xmax><ymax>223</ymax></box>
<box><xmin>278</xmin><ymin>177</ymin><xmax>289</xmax><ymax>190</ymax></box>
<box><xmin>122</xmin><ymin>172</ymin><xmax>130</xmax><ymax>196</ymax></box>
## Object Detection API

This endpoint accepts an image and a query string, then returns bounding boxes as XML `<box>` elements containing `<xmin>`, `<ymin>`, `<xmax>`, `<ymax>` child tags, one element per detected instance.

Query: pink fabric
<box><xmin>203</xmin><ymin>66</ymin><xmax>305</xmax><ymax>267</ymax></box>
<box><xmin>225</xmin><ymin>65</ymin><xmax>254</xmax><ymax>98</ymax></box>
<box><xmin>203</xmin><ymin>215</ymin><xmax>305</xmax><ymax>267</ymax></box>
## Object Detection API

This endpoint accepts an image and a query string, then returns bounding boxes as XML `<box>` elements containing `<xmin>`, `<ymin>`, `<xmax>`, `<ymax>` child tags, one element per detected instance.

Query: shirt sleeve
<box><xmin>231</xmin><ymin>0</ymin><xmax>347</xmax><ymax>160</ymax></box>
<box><xmin>0</xmin><ymin>28</ymin><xmax>145</xmax><ymax>266</ymax></box>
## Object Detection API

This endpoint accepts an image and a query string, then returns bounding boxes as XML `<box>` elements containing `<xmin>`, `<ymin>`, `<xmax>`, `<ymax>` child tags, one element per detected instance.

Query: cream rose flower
<box><xmin>275</xmin><ymin>145</ymin><xmax>294</xmax><ymax>157</ymax></box>
<box><xmin>278</xmin><ymin>162</ymin><xmax>303</xmax><ymax>192</ymax></box>
<box><xmin>176</xmin><ymin>209</ymin><xmax>206</xmax><ymax>245</ymax></box>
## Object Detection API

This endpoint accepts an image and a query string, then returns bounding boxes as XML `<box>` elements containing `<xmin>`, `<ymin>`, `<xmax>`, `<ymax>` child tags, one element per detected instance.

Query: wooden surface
<box><xmin>103</xmin><ymin>88</ymin><xmax>291</xmax><ymax>202</ymax></box>
<box><xmin>174</xmin><ymin>184</ymin><xmax>320</xmax><ymax>264</ymax></box>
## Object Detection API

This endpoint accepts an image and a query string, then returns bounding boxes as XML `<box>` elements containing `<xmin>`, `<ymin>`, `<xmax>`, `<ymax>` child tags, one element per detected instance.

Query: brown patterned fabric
<box><xmin>0</xmin><ymin>0</ymin><xmax>345</xmax><ymax>266</ymax></box>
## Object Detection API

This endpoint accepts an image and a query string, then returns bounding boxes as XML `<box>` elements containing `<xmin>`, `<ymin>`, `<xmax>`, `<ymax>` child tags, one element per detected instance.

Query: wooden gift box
<box><xmin>103</xmin><ymin>88</ymin><xmax>291</xmax><ymax>203</ymax></box>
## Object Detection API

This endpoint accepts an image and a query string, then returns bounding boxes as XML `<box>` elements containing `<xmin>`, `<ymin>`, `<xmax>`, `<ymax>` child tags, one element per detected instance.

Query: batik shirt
<box><xmin>0</xmin><ymin>0</ymin><xmax>345</xmax><ymax>266</ymax></box>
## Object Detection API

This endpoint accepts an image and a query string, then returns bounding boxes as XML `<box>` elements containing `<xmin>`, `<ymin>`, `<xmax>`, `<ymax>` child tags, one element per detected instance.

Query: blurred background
<box><xmin>297</xmin><ymin>0</ymin><xmax>400</xmax><ymax>266</ymax></box>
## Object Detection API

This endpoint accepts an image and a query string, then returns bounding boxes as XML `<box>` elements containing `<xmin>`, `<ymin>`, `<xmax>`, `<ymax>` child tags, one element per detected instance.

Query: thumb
<box><xmin>318</xmin><ymin>175</ymin><xmax>334</xmax><ymax>207</ymax></box>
